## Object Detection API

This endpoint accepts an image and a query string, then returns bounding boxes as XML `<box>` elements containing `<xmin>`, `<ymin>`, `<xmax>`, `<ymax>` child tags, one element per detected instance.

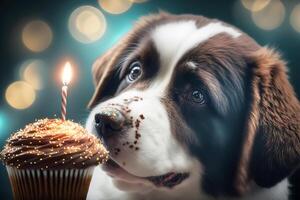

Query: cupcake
<box><xmin>0</xmin><ymin>118</ymin><xmax>108</xmax><ymax>200</ymax></box>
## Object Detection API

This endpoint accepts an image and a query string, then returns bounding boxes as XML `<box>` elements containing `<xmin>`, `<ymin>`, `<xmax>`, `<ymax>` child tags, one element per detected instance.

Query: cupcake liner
<box><xmin>6</xmin><ymin>166</ymin><xmax>94</xmax><ymax>200</ymax></box>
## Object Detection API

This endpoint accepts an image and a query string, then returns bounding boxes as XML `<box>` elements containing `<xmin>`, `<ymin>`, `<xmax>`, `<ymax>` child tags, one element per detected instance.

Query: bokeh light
<box><xmin>290</xmin><ymin>4</ymin><xmax>300</xmax><ymax>33</ymax></box>
<box><xmin>98</xmin><ymin>0</ymin><xmax>132</xmax><ymax>14</ymax></box>
<box><xmin>69</xmin><ymin>6</ymin><xmax>107</xmax><ymax>43</ymax></box>
<box><xmin>251</xmin><ymin>0</ymin><xmax>285</xmax><ymax>30</ymax></box>
<box><xmin>5</xmin><ymin>81</ymin><xmax>36</xmax><ymax>110</ymax></box>
<box><xmin>241</xmin><ymin>0</ymin><xmax>271</xmax><ymax>12</ymax></box>
<box><xmin>19</xmin><ymin>59</ymin><xmax>46</xmax><ymax>90</ymax></box>
<box><xmin>22</xmin><ymin>20</ymin><xmax>53</xmax><ymax>52</ymax></box>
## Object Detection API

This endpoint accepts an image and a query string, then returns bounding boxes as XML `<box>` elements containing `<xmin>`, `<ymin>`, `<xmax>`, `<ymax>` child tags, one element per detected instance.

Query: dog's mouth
<box><xmin>147</xmin><ymin>171</ymin><xmax>189</xmax><ymax>188</ymax></box>
<box><xmin>103</xmin><ymin>158</ymin><xmax>189</xmax><ymax>188</ymax></box>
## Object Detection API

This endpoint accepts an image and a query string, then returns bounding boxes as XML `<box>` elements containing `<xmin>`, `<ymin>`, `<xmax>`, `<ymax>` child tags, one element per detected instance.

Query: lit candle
<box><xmin>61</xmin><ymin>62</ymin><xmax>72</xmax><ymax>120</ymax></box>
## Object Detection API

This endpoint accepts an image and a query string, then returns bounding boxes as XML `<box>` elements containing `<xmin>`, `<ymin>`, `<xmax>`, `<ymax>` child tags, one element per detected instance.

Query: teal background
<box><xmin>0</xmin><ymin>0</ymin><xmax>299</xmax><ymax>198</ymax></box>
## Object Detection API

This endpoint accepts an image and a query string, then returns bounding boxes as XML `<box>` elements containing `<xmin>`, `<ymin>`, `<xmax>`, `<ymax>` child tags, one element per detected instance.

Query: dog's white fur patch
<box><xmin>86</xmin><ymin>89</ymin><xmax>196</xmax><ymax>177</ymax></box>
<box><xmin>86</xmin><ymin>88</ymin><xmax>202</xmax><ymax>198</ymax></box>
<box><xmin>150</xmin><ymin>21</ymin><xmax>241</xmax><ymax>95</ymax></box>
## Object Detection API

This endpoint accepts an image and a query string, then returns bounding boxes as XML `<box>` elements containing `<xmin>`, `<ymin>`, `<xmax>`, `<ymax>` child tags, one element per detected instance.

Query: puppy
<box><xmin>86</xmin><ymin>13</ymin><xmax>300</xmax><ymax>200</ymax></box>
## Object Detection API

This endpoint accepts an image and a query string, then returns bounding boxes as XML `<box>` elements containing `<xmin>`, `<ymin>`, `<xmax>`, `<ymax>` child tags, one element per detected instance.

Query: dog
<box><xmin>85</xmin><ymin>13</ymin><xmax>300</xmax><ymax>200</ymax></box>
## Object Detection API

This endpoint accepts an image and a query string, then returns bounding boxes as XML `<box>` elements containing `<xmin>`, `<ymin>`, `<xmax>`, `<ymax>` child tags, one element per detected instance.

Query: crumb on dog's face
<box><xmin>88</xmin><ymin>89</ymin><xmax>196</xmax><ymax>176</ymax></box>
<box><xmin>86</xmin><ymin>14</ymin><xmax>261</xmax><ymax>194</ymax></box>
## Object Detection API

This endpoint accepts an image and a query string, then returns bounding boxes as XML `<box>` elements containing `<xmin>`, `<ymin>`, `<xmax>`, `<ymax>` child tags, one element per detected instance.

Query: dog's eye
<box><xmin>190</xmin><ymin>90</ymin><xmax>206</xmax><ymax>104</ymax></box>
<box><xmin>127</xmin><ymin>61</ymin><xmax>142</xmax><ymax>82</ymax></box>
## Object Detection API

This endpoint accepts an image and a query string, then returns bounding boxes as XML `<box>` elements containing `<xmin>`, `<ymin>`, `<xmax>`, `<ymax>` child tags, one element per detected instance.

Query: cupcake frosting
<box><xmin>1</xmin><ymin>118</ymin><xmax>109</xmax><ymax>170</ymax></box>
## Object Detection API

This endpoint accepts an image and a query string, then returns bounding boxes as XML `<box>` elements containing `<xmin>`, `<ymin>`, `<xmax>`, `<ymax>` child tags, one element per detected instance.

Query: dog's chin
<box><xmin>102</xmin><ymin>158</ymin><xmax>190</xmax><ymax>192</ymax></box>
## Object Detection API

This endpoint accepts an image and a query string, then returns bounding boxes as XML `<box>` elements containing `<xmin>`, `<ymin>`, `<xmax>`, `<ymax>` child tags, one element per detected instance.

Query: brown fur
<box><xmin>236</xmin><ymin>47</ymin><xmax>300</xmax><ymax>194</ymax></box>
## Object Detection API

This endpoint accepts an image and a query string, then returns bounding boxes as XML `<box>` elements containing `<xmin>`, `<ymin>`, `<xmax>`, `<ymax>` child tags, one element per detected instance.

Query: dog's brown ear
<box><xmin>87</xmin><ymin>41</ymin><xmax>127</xmax><ymax>109</ymax></box>
<box><xmin>235</xmin><ymin>47</ymin><xmax>300</xmax><ymax>193</ymax></box>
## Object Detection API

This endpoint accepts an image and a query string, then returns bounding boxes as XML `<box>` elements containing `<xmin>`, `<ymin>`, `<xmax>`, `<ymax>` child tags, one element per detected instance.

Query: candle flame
<box><xmin>62</xmin><ymin>62</ymin><xmax>72</xmax><ymax>85</ymax></box>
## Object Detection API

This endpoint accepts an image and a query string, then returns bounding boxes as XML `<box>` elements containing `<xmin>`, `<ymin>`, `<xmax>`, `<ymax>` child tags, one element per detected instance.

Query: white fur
<box><xmin>186</xmin><ymin>61</ymin><xmax>198</xmax><ymax>70</ymax></box>
<box><xmin>86</xmin><ymin>89</ymin><xmax>201</xmax><ymax>198</ymax></box>
<box><xmin>150</xmin><ymin>21</ymin><xmax>241</xmax><ymax>94</ymax></box>
<box><xmin>86</xmin><ymin>89</ymin><xmax>196</xmax><ymax>176</ymax></box>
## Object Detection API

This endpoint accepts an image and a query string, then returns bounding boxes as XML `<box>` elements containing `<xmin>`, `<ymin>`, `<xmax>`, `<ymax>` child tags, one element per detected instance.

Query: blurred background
<box><xmin>0</xmin><ymin>0</ymin><xmax>299</xmax><ymax>198</ymax></box>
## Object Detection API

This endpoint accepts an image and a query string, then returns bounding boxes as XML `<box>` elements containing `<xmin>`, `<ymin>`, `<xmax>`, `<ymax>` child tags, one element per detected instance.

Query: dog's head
<box><xmin>86</xmin><ymin>13</ymin><xmax>300</xmax><ymax>197</ymax></box>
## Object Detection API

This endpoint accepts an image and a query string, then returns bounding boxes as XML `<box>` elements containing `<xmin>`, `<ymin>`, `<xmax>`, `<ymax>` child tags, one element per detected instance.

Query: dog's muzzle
<box><xmin>94</xmin><ymin>107</ymin><xmax>126</xmax><ymax>139</ymax></box>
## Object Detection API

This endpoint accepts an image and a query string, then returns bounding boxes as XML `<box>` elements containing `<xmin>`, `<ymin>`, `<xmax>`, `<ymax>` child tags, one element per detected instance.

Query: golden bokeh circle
<box><xmin>69</xmin><ymin>6</ymin><xmax>107</xmax><ymax>43</ymax></box>
<box><xmin>241</xmin><ymin>0</ymin><xmax>271</xmax><ymax>12</ymax></box>
<box><xmin>98</xmin><ymin>0</ymin><xmax>132</xmax><ymax>14</ymax></box>
<box><xmin>290</xmin><ymin>4</ymin><xmax>300</xmax><ymax>33</ymax></box>
<box><xmin>251</xmin><ymin>0</ymin><xmax>285</xmax><ymax>30</ymax></box>
<box><xmin>5</xmin><ymin>81</ymin><xmax>36</xmax><ymax>110</ymax></box>
<box><xmin>22</xmin><ymin>20</ymin><xmax>53</xmax><ymax>52</ymax></box>
<box><xmin>19</xmin><ymin>59</ymin><xmax>45</xmax><ymax>90</ymax></box>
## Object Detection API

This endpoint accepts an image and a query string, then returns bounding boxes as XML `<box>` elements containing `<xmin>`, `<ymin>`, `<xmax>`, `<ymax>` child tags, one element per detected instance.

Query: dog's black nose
<box><xmin>94</xmin><ymin>108</ymin><xmax>125</xmax><ymax>138</ymax></box>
